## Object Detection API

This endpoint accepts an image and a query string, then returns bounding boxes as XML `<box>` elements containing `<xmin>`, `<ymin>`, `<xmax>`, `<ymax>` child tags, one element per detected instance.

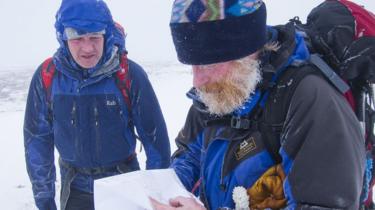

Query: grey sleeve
<box><xmin>280</xmin><ymin>74</ymin><xmax>366</xmax><ymax>209</ymax></box>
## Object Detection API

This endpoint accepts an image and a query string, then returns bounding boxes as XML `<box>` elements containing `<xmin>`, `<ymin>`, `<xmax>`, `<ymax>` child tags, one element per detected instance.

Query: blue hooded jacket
<box><xmin>24</xmin><ymin>1</ymin><xmax>171</xmax><ymax>209</ymax></box>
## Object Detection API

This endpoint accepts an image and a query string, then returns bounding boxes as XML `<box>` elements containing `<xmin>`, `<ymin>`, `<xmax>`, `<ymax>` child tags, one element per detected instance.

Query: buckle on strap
<box><xmin>231</xmin><ymin>117</ymin><xmax>251</xmax><ymax>129</ymax></box>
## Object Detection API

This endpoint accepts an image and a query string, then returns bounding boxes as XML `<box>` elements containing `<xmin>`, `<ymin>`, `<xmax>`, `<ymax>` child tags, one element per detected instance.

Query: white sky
<box><xmin>0</xmin><ymin>0</ymin><xmax>374</xmax><ymax>70</ymax></box>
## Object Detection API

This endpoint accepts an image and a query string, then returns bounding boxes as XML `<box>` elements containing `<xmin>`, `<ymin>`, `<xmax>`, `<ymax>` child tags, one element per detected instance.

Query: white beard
<box><xmin>197</xmin><ymin>58</ymin><xmax>261</xmax><ymax>116</ymax></box>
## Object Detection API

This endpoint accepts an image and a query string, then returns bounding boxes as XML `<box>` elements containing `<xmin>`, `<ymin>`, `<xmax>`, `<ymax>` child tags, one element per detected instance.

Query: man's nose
<box><xmin>192</xmin><ymin>66</ymin><xmax>210</xmax><ymax>88</ymax></box>
<box><xmin>81</xmin><ymin>40</ymin><xmax>95</xmax><ymax>52</ymax></box>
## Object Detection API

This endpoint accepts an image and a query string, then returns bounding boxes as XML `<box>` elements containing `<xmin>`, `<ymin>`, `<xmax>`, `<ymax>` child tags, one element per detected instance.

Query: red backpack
<box><xmin>290</xmin><ymin>0</ymin><xmax>375</xmax><ymax>207</ymax></box>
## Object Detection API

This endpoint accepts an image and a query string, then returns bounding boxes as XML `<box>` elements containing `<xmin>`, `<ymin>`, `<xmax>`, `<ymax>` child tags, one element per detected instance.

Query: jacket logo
<box><xmin>235</xmin><ymin>137</ymin><xmax>257</xmax><ymax>160</ymax></box>
<box><xmin>106</xmin><ymin>100</ymin><xmax>117</xmax><ymax>106</ymax></box>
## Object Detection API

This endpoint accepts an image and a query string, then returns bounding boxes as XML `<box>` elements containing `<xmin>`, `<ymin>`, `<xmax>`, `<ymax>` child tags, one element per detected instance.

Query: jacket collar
<box><xmin>53</xmin><ymin>47</ymin><xmax>120</xmax><ymax>82</ymax></box>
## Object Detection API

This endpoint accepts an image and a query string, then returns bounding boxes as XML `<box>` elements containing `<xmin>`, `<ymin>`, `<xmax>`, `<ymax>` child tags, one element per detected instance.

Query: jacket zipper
<box><xmin>202</xmin><ymin>139</ymin><xmax>229</xmax><ymax>209</ymax></box>
<box><xmin>94</xmin><ymin>104</ymin><xmax>101</xmax><ymax>164</ymax></box>
<box><xmin>71</xmin><ymin>100</ymin><xmax>79</xmax><ymax>159</ymax></box>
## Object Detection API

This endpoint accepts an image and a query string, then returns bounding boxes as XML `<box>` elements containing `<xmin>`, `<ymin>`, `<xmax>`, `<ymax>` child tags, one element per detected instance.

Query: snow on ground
<box><xmin>0</xmin><ymin>61</ymin><xmax>191</xmax><ymax>209</ymax></box>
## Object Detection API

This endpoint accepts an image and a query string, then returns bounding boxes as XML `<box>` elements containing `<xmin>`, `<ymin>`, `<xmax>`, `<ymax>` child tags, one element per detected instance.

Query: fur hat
<box><xmin>170</xmin><ymin>0</ymin><xmax>267</xmax><ymax>65</ymax></box>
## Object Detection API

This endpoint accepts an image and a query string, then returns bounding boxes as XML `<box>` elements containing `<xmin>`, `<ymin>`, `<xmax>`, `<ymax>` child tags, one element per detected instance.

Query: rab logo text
<box><xmin>106</xmin><ymin>100</ymin><xmax>117</xmax><ymax>106</ymax></box>
<box><xmin>235</xmin><ymin>137</ymin><xmax>257</xmax><ymax>160</ymax></box>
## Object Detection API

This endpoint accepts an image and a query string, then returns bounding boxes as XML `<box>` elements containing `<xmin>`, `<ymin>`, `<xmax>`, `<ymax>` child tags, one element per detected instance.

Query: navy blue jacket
<box><xmin>24</xmin><ymin>1</ymin><xmax>170</xmax><ymax>209</ymax></box>
<box><xmin>24</xmin><ymin>53</ymin><xmax>171</xmax><ymax>209</ymax></box>
<box><xmin>171</xmin><ymin>25</ymin><xmax>366</xmax><ymax>210</ymax></box>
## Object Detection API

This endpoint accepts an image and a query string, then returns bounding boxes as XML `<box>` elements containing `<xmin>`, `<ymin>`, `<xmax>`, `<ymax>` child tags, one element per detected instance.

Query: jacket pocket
<box><xmin>53</xmin><ymin>95</ymin><xmax>78</xmax><ymax>161</ymax></box>
<box><xmin>92</xmin><ymin>94</ymin><xmax>132</xmax><ymax>165</ymax></box>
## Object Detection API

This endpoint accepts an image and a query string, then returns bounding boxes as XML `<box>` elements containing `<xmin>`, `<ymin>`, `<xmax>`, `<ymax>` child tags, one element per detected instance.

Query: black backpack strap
<box><xmin>260</xmin><ymin>64</ymin><xmax>321</xmax><ymax>164</ymax></box>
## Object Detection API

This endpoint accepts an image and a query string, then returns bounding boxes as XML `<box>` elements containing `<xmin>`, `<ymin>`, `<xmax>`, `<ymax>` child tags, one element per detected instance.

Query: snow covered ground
<box><xmin>0</xmin><ymin>62</ymin><xmax>192</xmax><ymax>209</ymax></box>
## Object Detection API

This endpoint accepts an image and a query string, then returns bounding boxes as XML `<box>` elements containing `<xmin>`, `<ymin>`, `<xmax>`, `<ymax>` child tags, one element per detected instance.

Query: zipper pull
<box><xmin>94</xmin><ymin>106</ymin><xmax>99</xmax><ymax>126</ymax></box>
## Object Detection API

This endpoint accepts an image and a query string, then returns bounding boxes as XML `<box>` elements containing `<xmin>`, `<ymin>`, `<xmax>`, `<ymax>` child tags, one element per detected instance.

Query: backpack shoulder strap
<box><xmin>309</xmin><ymin>54</ymin><xmax>350</xmax><ymax>94</ymax></box>
<box><xmin>40</xmin><ymin>57</ymin><xmax>56</xmax><ymax>102</ymax></box>
<box><xmin>263</xmin><ymin>64</ymin><xmax>319</xmax><ymax>124</ymax></box>
<box><xmin>115</xmin><ymin>54</ymin><xmax>143</xmax><ymax>146</ymax></box>
<box><xmin>115</xmin><ymin>53</ymin><xmax>132</xmax><ymax>114</ymax></box>
<box><xmin>40</xmin><ymin>57</ymin><xmax>56</xmax><ymax>122</ymax></box>
<box><xmin>260</xmin><ymin>64</ymin><xmax>320</xmax><ymax>163</ymax></box>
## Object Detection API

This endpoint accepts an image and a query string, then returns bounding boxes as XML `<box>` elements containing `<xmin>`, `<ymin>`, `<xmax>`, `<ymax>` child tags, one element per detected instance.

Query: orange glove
<box><xmin>247</xmin><ymin>164</ymin><xmax>287</xmax><ymax>209</ymax></box>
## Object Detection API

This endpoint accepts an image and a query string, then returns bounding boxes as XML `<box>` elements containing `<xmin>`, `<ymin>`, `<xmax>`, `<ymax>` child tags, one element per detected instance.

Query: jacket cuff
<box><xmin>35</xmin><ymin>197</ymin><xmax>57</xmax><ymax>210</ymax></box>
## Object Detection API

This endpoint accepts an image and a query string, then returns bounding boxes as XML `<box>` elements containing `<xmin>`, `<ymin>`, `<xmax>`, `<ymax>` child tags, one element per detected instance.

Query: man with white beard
<box><xmin>151</xmin><ymin>0</ymin><xmax>366</xmax><ymax>210</ymax></box>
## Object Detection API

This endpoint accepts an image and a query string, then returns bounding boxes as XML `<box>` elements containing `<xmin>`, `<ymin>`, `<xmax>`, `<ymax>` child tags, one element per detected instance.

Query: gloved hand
<box><xmin>247</xmin><ymin>164</ymin><xmax>287</xmax><ymax>209</ymax></box>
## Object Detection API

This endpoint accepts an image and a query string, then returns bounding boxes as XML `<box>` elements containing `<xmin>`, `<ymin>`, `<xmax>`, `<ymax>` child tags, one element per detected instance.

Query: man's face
<box><xmin>193</xmin><ymin>54</ymin><xmax>261</xmax><ymax>116</ymax></box>
<box><xmin>67</xmin><ymin>34</ymin><xmax>104</xmax><ymax>69</ymax></box>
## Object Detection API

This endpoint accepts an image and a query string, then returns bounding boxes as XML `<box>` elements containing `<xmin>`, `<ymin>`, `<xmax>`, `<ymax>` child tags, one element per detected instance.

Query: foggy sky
<box><xmin>0</xmin><ymin>0</ymin><xmax>373</xmax><ymax>70</ymax></box>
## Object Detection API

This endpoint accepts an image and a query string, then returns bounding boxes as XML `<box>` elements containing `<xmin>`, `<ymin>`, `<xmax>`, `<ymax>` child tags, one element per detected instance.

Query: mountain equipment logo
<box><xmin>235</xmin><ymin>137</ymin><xmax>257</xmax><ymax>160</ymax></box>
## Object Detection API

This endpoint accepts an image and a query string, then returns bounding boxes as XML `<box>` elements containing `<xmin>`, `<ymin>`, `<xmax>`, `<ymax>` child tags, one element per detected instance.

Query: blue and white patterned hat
<box><xmin>170</xmin><ymin>0</ymin><xmax>267</xmax><ymax>65</ymax></box>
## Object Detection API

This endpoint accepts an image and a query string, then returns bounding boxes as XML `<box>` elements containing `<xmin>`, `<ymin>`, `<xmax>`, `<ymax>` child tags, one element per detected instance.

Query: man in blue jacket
<box><xmin>151</xmin><ymin>0</ymin><xmax>366</xmax><ymax>209</ymax></box>
<box><xmin>23</xmin><ymin>0</ymin><xmax>171</xmax><ymax>209</ymax></box>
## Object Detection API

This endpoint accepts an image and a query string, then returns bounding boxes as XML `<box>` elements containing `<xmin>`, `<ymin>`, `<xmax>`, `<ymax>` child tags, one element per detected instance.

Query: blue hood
<box><xmin>54</xmin><ymin>0</ymin><xmax>126</xmax><ymax>72</ymax></box>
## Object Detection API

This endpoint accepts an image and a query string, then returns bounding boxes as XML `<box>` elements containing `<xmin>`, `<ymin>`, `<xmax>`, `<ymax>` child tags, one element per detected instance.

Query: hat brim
<box><xmin>63</xmin><ymin>20</ymin><xmax>107</xmax><ymax>34</ymax></box>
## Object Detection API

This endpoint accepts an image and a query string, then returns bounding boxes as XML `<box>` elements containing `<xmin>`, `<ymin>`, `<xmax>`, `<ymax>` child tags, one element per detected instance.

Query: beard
<box><xmin>196</xmin><ymin>57</ymin><xmax>261</xmax><ymax>116</ymax></box>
